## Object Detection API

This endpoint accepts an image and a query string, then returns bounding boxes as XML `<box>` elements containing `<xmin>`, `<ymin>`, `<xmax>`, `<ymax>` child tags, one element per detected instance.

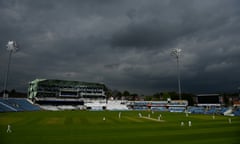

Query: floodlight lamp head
<box><xmin>6</xmin><ymin>40</ymin><xmax>18</xmax><ymax>52</ymax></box>
<box><xmin>176</xmin><ymin>48</ymin><xmax>182</xmax><ymax>53</ymax></box>
<box><xmin>171</xmin><ymin>48</ymin><xmax>182</xmax><ymax>58</ymax></box>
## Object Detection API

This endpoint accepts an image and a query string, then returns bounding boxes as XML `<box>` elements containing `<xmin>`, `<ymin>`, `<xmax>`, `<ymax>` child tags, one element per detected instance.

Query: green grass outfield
<box><xmin>0</xmin><ymin>111</ymin><xmax>239</xmax><ymax>144</ymax></box>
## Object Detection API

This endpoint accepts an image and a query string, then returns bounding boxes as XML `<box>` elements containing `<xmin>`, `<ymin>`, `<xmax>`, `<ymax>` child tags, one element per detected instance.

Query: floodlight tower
<box><xmin>171</xmin><ymin>48</ymin><xmax>182</xmax><ymax>100</ymax></box>
<box><xmin>238</xmin><ymin>87</ymin><xmax>240</xmax><ymax>100</ymax></box>
<box><xmin>3</xmin><ymin>40</ymin><xmax>19</xmax><ymax>98</ymax></box>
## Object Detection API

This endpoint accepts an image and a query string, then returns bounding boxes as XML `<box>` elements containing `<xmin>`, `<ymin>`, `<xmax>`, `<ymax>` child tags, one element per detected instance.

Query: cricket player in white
<box><xmin>7</xmin><ymin>124</ymin><xmax>12</xmax><ymax>133</ymax></box>
<box><xmin>228</xmin><ymin>118</ymin><xmax>231</xmax><ymax>124</ymax></box>
<box><xmin>212</xmin><ymin>114</ymin><xmax>215</xmax><ymax>120</ymax></box>
<box><xmin>188</xmin><ymin>121</ymin><xmax>192</xmax><ymax>127</ymax></box>
<box><xmin>181</xmin><ymin>121</ymin><xmax>184</xmax><ymax>126</ymax></box>
<box><xmin>138</xmin><ymin>113</ymin><xmax>142</xmax><ymax>118</ymax></box>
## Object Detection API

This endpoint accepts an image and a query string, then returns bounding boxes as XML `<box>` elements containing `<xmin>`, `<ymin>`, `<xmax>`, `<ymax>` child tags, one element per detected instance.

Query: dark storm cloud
<box><xmin>1</xmin><ymin>0</ymin><xmax>240</xmax><ymax>94</ymax></box>
<box><xmin>110</xmin><ymin>22</ymin><xmax>181</xmax><ymax>48</ymax></box>
<box><xmin>110</xmin><ymin>0</ymin><xmax>238</xmax><ymax>49</ymax></box>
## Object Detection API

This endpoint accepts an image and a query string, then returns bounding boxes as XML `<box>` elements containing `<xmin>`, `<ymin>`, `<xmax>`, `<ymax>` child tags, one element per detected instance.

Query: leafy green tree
<box><xmin>168</xmin><ymin>91</ymin><xmax>178</xmax><ymax>100</ymax></box>
<box><xmin>123</xmin><ymin>90</ymin><xmax>130</xmax><ymax>96</ymax></box>
<box><xmin>152</xmin><ymin>93</ymin><xmax>161</xmax><ymax>100</ymax></box>
<box><xmin>129</xmin><ymin>93</ymin><xmax>138</xmax><ymax>101</ymax></box>
<box><xmin>111</xmin><ymin>90</ymin><xmax>122</xmax><ymax>100</ymax></box>
<box><xmin>144</xmin><ymin>96</ymin><xmax>153</xmax><ymax>101</ymax></box>
<box><xmin>223</xmin><ymin>94</ymin><xmax>230</xmax><ymax>106</ymax></box>
<box><xmin>162</xmin><ymin>92</ymin><xmax>171</xmax><ymax>100</ymax></box>
<box><xmin>116</xmin><ymin>91</ymin><xmax>122</xmax><ymax>100</ymax></box>
<box><xmin>104</xmin><ymin>87</ymin><xmax>112</xmax><ymax>99</ymax></box>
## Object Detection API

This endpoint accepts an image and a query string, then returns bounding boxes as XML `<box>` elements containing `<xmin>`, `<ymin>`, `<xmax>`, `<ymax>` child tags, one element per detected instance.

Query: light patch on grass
<box><xmin>141</xmin><ymin>116</ymin><xmax>165</xmax><ymax>122</ymax></box>
<box><xmin>190</xmin><ymin>114</ymin><xmax>231</xmax><ymax>121</ymax></box>
<box><xmin>40</xmin><ymin>117</ymin><xmax>64</xmax><ymax>125</ymax></box>
<box><xmin>0</xmin><ymin>111</ymin><xmax>239</xmax><ymax>144</ymax></box>
<box><xmin>124</xmin><ymin>116</ymin><xmax>144</xmax><ymax>122</ymax></box>
<box><xmin>0</xmin><ymin>117</ymin><xmax>23</xmax><ymax>124</ymax></box>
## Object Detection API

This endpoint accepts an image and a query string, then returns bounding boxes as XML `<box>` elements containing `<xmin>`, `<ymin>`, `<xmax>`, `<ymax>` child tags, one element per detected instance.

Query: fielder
<box><xmin>181</xmin><ymin>121</ymin><xmax>184</xmax><ymax>126</ymax></box>
<box><xmin>228</xmin><ymin>118</ymin><xmax>231</xmax><ymax>124</ymax></box>
<box><xmin>118</xmin><ymin>112</ymin><xmax>121</xmax><ymax>119</ymax></box>
<box><xmin>7</xmin><ymin>124</ymin><xmax>12</xmax><ymax>133</ymax></box>
<box><xmin>188</xmin><ymin>121</ymin><xmax>192</xmax><ymax>127</ymax></box>
<box><xmin>138</xmin><ymin>113</ymin><xmax>142</xmax><ymax>118</ymax></box>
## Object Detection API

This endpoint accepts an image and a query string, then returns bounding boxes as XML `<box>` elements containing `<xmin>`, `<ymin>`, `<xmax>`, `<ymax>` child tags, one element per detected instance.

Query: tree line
<box><xmin>106</xmin><ymin>89</ymin><xmax>239</xmax><ymax>106</ymax></box>
<box><xmin>106</xmin><ymin>89</ymin><xmax>195</xmax><ymax>105</ymax></box>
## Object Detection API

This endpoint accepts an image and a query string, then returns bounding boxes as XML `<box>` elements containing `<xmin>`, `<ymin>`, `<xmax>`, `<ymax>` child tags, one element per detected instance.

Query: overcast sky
<box><xmin>1</xmin><ymin>0</ymin><xmax>240</xmax><ymax>95</ymax></box>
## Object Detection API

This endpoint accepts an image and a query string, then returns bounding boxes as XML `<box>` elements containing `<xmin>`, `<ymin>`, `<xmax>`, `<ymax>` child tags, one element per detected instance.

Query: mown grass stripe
<box><xmin>0</xmin><ymin>111</ymin><xmax>239</xmax><ymax>144</ymax></box>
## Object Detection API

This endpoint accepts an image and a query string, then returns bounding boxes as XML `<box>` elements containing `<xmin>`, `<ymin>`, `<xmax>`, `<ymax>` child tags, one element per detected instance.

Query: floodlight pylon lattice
<box><xmin>3</xmin><ymin>40</ymin><xmax>19</xmax><ymax>98</ymax></box>
<box><xmin>171</xmin><ymin>48</ymin><xmax>182</xmax><ymax>100</ymax></box>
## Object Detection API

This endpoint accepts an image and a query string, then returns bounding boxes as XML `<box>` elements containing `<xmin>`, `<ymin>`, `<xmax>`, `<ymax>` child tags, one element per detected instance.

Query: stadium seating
<box><xmin>187</xmin><ymin>106</ymin><xmax>205</xmax><ymax>114</ymax></box>
<box><xmin>151</xmin><ymin>107</ymin><xmax>168</xmax><ymax>112</ymax></box>
<box><xmin>169</xmin><ymin>107</ymin><xmax>185</xmax><ymax>112</ymax></box>
<box><xmin>204</xmin><ymin>107</ymin><xmax>217</xmax><ymax>114</ymax></box>
<box><xmin>217</xmin><ymin>107</ymin><xmax>228</xmax><ymax>115</ymax></box>
<box><xmin>0</xmin><ymin>102</ymin><xmax>16</xmax><ymax>112</ymax></box>
<box><xmin>106</xmin><ymin>100</ymin><xmax>129</xmax><ymax>110</ymax></box>
<box><xmin>233</xmin><ymin>108</ymin><xmax>240</xmax><ymax>116</ymax></box>
<box><xmin>0</xmin><ymin>98</ymin><xmax>41</xmax><ymax>112</ymax></box>
<box><xmin>1</xmin><ymin>98</ymin><xmax>239</xmax><ymax>117</ymax></box>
